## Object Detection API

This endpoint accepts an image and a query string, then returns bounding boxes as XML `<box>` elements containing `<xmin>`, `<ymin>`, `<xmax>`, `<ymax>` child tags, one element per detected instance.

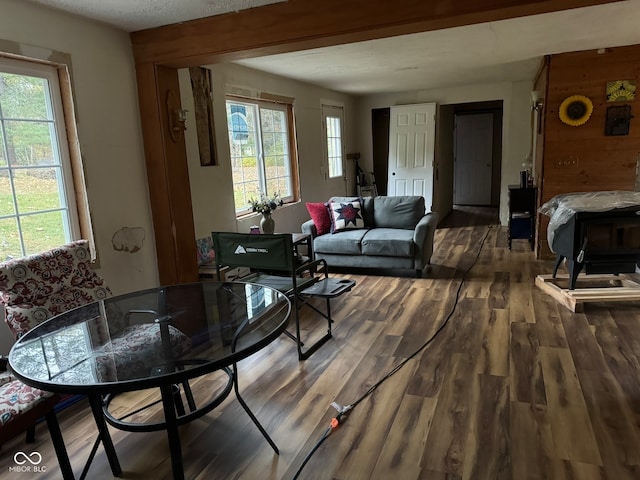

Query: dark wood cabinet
<box><xmin>508</xmin><ymin>185</ymin><xmax>537</xmax><ymax>250</ymax></box>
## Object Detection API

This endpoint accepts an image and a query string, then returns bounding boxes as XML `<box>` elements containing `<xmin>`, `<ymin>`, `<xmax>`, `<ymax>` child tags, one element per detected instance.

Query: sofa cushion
<box><xmin>373</xmin><ymin>196</ymin><xmax>425</xmax><ymax>229</ymax></box>
<box><xmin>306</xmin><ymin>202</ymin><xmax>332</xmax><ymax>236</ymax></box>
<box><xmin>329</xmin><ymin>199</ymin><xmax>365</xmax><ymax>233</ymax></box>
<box><xmin>361</xmin><ymin>228</ymin><xmax>415</xmax><ymax>257</ymax></box>
<box><xmin>314</xmin><ymin>228</ymin><xmax>367</xmax><ymax>255</ymax></box>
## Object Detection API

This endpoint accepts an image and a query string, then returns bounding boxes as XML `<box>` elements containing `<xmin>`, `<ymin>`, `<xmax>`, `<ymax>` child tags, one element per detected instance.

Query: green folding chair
<box><xmin>212</xmin><ymin>232</ymin><xmax>355</xmax><ymax>360</ymax></box>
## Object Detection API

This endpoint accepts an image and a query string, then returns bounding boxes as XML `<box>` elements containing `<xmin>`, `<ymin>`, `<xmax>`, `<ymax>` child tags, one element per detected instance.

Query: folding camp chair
<box><xmin>211</xmin><ymin>232</ymin><xmax>355</xmax><ymax>360</ymax></box>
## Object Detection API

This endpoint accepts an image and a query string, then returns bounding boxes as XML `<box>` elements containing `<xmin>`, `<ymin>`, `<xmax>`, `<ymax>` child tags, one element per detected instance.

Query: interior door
<box><xmin>321</xmin><ymin>104</ymin><xmax>347</xmax><ymax>197</ymax></box>
<box><xmin>388</xmin><ymin>103</ymin><xmax>436</xmax><ymax>209</ymax></box>
<box><xmin>454</xmin><ymin>113</ymin><xmax>493</xmax><ymax>205</ymax></box>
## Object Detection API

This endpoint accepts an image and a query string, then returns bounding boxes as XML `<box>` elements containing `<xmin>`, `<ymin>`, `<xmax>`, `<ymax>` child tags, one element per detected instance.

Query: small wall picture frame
<box><xmin>606</xmin><ymin>80</ymin><xmax>637</xmax><ymax>102</ymax></box>
<box><xmin>605</xmin><ymin>105</ymin><xmax>633</xmax><ymax>136</ymax></box>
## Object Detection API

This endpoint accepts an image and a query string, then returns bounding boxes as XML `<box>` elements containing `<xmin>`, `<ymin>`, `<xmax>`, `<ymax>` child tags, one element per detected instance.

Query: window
<box><xmin>322</xmin><ymin>104</ymin><xmax>345</xmax><ymax>179</ymax></box>
<box><xmin>0</xmin><ymin>56</ymin><xmax>81</xmax><ymax>260</ymax></box>
<box><xmin>225</xmin><ymin>97</ymin><xmax>297</xmax><ymax>214</ymax></box>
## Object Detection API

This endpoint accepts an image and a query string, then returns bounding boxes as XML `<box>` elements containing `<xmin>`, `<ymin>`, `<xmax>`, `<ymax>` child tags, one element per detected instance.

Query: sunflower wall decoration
<box><xmin>559</xmin><ymin>95</ymin><xmax>594</xmax><ymax>126</ymax></box>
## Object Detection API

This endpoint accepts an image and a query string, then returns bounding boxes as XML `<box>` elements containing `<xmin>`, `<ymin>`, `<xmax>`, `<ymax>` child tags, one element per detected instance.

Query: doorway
<box><xmin>371</xmin><ymin>101</ymin><xmax>502</xmax><ymax>224</ymax></box>
<box><xmin>321</xmin><ymin>104</ymin><xmax>348</xmax><ymax>198</ymax></box>
<box><xmin>454</xmin><ymin>112</ymin><xmax>494</xmax><ymax>205</ymax></box>
<box><xmin>387</xmin><ymin>103</ymin><xmax>436</xmax><ymax>208</ymax></box>
<box><xmin>453</xmin><ymin>103</ymin><xmax>503</xmax><ymax>207</ymax></box>
<box><xmin>371</xmin><ymin>108</ymin><xmax>389</xmax><ymax>196</ymax></box>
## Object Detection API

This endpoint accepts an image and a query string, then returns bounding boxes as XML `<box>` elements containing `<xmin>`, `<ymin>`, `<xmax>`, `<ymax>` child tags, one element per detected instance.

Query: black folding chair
<box><xmin>211</xmin><ymin>232</ymin><xmax>355</xmax><ymax>360</ymax></box>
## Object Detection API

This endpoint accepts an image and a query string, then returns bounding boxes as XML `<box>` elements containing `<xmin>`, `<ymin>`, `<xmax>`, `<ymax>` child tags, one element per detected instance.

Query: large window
<box><xmin>226</xmin><ymin>97</ymin><xmax>297</xmax><ymax>214</ymax></box>
<box><xmin>0</xmin><ymin>57</ymin><xmax>81</xmax><ymax>260</ymax></box>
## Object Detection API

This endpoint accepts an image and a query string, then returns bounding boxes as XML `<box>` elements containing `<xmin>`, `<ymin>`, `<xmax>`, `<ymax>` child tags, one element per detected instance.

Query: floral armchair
<box><xmin>0</xmin><ymin>240</ymin><xmax>190</xmax><ymax>457</ymax></box>
<box><xmin>0</xmin><ymin>240</ymin><xmax>192</xmax><ymax>379</ymax></box>
<box><xmin>0</xmin><ymin>240</ymin><xmax>107</xmax><ymax>462</ymax></box>
<box><xmin>0</xmin><ymin>240</ymin><xmax>111</xmax><ymax>338</ymax></box>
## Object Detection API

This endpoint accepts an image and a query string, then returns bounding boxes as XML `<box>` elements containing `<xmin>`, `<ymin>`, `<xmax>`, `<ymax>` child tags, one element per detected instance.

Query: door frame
<box><xmin>321</xmin><ymin>103</ymin><xmax>348</xmax><ymax>197</ymax></box>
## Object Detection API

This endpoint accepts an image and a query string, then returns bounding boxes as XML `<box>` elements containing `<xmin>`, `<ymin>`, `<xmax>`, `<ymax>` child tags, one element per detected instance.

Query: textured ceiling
<box><xmin>236</xmin><ymin>2</ymin><xmax>640</xmax><ymax>94</ymax></box>
<box><xmin>23</xmin><ymin>0</ymin><xmax>287</xmax><ymax>31</ymax></box>
<box><xmin>19</xmin><ymin>1</ymin><xmax>640</xmax><ymax>96</ymax></box>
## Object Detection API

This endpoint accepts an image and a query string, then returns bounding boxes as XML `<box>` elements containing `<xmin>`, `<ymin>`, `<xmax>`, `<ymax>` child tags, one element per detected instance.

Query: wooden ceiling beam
<box><xmin>130</xmin><ymin>0</ymin><xmax>620</xmax><ymax>67</ymax></box>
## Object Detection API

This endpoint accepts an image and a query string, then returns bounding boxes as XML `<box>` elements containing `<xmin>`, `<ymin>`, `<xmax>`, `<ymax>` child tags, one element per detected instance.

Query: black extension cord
<box><xmin>291</xmin><ymin>226</ymin><xmax>493</xmax><ymax>480</ymax></box>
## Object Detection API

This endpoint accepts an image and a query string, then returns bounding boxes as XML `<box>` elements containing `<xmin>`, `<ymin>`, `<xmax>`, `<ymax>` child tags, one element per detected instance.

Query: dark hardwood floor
<box><xmin>4</xmin><ymin>206</ymin><xmax>640</xmax><ymax>479</ymax></box>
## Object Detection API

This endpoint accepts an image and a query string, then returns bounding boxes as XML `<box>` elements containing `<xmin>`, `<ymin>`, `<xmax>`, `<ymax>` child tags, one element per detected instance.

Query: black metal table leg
<box><xmin>44</xmin><ymin>411</ymin><xmax>74</xmax><ymax>480</ymax></box>
<box><xmin>232</xmin><ymin>362</ymin><xmax>279</xmax><ymax>455</ymax></box>
<box><xmin>172</xmin><ymin>384</ymin><xmax>186</xmax><ymax>417</ymax></box>
<box><xmin>160</xmin><ymin>383</ymin><xmax>185</xmax><ymax>480</ymax></box>
<box><xmin>88</xmin><ymin>395</ymin><xmax>122</xmax><ymax>477</ymax></box>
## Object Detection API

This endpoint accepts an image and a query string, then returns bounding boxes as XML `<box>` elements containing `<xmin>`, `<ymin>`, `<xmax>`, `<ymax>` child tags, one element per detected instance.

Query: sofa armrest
<box><xmin>301</xmin><ymin>219</ymin><xmax>318</xmax><ymax>238</ymax></box>
<box><xmin>413</xmin><ymin>212</ymin><xmax>439</xmax><ymax>268</ymax></box>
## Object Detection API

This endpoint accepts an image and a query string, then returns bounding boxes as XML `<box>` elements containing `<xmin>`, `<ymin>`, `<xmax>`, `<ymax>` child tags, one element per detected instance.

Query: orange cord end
<box><xmin>330</xmin><ymin>418</ymin><xmax>339</xmax><ymax>430</ymax></box>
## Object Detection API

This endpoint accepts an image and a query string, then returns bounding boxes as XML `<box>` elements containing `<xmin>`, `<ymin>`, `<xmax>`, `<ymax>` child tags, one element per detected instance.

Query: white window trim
<box><xmin>226</xmin><ymin>95</ymin><xmax>298</xmax><ymax>216</ymax></box>
<box><xmin>0</xmin><ymin>54</ymin><xmax>91</xmax><ymax>259</ymax></box>
<box><xmin>321</xmin><ymin>104</ymin><xmax>346</xmax><ymax>180</ymax></box>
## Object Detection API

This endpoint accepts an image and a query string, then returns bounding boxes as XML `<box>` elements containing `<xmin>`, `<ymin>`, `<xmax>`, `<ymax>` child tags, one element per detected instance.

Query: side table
<box><xmin>508</xmin><ymin>185</ymin><xmax>537</xmax><ymax>250</ymax></box>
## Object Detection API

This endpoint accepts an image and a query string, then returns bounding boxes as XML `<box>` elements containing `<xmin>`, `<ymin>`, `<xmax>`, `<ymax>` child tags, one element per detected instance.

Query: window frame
<box><xmin>0</xmin><ymin>53</ymin><xmax>92</xmax><ymax>260</ymax></box>
<box><xmin>321</xmin><ymin>104</ymin><xmax>345</xmax><ymax>180</ymax></box>
<box><xmin>225</xmin><ymin>95</ymin><xmax>299</xmax><ymax>217</ymax></box>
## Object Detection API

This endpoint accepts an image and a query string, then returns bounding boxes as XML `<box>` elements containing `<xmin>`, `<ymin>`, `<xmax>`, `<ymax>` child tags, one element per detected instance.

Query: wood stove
<box><xmin>551</xmin><ymin>206</ymin><xmax>640</xmax><ymax>289</ymax></box>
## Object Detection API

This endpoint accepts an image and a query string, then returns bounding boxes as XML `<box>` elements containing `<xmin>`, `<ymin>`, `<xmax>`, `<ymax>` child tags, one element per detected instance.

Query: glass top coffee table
<box><xmin>9</xmin><ymin>281</ymin><xmax>291</xmax><ymax>480</ymax></box>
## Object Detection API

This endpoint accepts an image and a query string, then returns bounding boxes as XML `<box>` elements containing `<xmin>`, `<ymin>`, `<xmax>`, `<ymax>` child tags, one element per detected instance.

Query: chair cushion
<box><xmin>95</xmin><ymin>323</ymin><xmax>193</xmax><ymax>381</ymax></box>
<box><xmin>361</xmin><ymin>228</ymin><xmax>415</xmax><ymax>257</ymax></box>
<box><xmin>0</xmin><ymin>240</ymin><xmax>111</xmax><ymax>337</ymax></box>
<box><xmin>0</xmin><ymin>379</ymin><xmax>54</xmax><ymax>428</ymax></box>
<box><xmin>305</xmin><ymin>202</ymin><xmax>331</xmax><ymax>236</ymax></box>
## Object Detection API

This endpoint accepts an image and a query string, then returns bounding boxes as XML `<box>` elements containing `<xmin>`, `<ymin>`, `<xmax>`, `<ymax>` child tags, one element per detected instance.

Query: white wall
<box><xmin>355</xmin><ymin>80</ymin><xmax>534</xmax><ymax>224</ymax></box>
<box><xmin>1</xmin><ymin>0</ymin><xmax>158</xmax><ymax>294</ymax></box>
<box><xmin>179</xmin><ymin>63</ymin><xmax>358</xmax><ymax>238</ymax></box>
<box><xmin>0</xmin><ymin>1</ymin><xmax>159</xmax><ymax>353</ymax></box>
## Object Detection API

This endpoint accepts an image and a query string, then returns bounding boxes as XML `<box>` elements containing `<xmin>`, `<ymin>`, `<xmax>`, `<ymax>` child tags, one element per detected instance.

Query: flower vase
<box><xmin>260</xmin><ymin>213</ymin><xmax>275</xmax><ymax>234</ymax></box>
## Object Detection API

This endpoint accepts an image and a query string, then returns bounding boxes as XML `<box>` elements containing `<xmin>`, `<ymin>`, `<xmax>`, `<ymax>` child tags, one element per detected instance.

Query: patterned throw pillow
<box><xmin>306</xmin><ymin>202</ymin><xmax>332</xmax><ymax>236</ymax></box>
<box><xmin>329</xmin><ymin>200</ymin><xmax>364</xmax><ymax>233</ymax></box>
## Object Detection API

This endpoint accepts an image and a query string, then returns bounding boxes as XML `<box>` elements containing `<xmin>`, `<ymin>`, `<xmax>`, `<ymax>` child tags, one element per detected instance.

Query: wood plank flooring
<box><xmin>3</xmin><ymin>206</ymin><xmax>640</xmax><ymax>479</ymax></box>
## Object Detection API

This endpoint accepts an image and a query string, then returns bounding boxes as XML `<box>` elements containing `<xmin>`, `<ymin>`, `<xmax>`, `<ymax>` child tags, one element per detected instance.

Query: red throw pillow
<box><xmin>306</xmin><ymin>202</ymin><xmax>331</xmax><ymax>235</ymax></box>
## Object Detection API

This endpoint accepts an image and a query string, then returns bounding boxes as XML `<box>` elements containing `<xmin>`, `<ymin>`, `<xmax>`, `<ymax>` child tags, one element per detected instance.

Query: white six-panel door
<box><xmin>388</xmin><ymin>103</ymin><xmax>436</xmax><ymax>210</ymax></box>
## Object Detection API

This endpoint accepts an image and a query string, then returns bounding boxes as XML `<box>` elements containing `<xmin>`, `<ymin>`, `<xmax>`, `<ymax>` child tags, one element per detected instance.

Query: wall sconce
<box><xmin>166</xmin><ymin>90</ymin><xmax>187</xmax><ymax>142</ymax></box>
<box><xmin>532</xmin><ymin>101</ymin><xmax>544</xmax><ymax>112</ymax></box>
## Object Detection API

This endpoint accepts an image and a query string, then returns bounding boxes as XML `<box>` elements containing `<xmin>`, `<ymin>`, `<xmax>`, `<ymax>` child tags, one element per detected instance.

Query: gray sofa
<box><xmin>301</xmin><ymin>195</ymin><xmax>438</xmax><ymax>277</ymax></box>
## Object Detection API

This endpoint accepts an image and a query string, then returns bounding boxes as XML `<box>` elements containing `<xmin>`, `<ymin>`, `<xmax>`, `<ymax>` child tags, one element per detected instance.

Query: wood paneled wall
<box><xmin>537</xmin><ymin>45</ymin><xmax>640</xmax><ymax>257</ymax></box>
